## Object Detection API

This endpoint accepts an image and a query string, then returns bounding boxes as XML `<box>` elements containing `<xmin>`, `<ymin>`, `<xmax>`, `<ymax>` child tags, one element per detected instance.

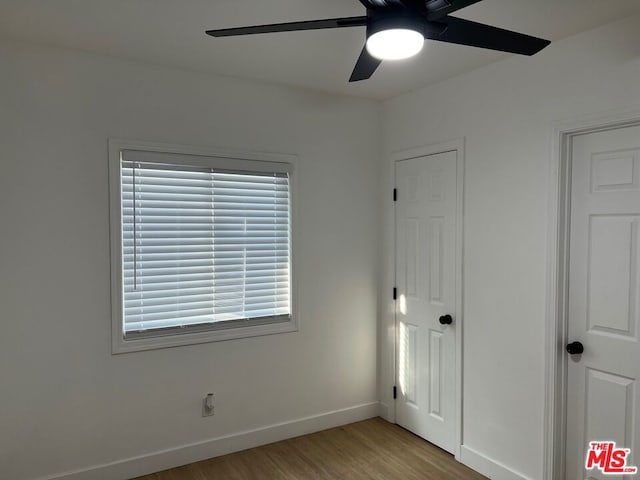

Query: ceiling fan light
<box><xmin>366</xmin><ymin>28</ymin><xmax>424</xmax><ymax>61</ymax></box>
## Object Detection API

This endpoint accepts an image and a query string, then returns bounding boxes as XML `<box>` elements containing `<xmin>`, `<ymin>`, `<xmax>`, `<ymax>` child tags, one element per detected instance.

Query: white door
<box><xmin>566</xmin><ymin>124</ymin><xmax>640</xmax><ymax>479</ymax></box>
<box><xmin>395</xmin><ymin>151</ymin><xmax>458</xmax><ymax>453</ymax></box>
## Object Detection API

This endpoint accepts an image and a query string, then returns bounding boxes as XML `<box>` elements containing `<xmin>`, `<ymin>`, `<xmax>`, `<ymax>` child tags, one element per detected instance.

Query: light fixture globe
<box><xmin>365</xmin><ymin>14</ymin><xmax>425</xmax><ymax>61</ymax></box>
<box><xmin>366</xmin><ymin>29</ymin><xmax>424</xmax><ymax>60</ymax></box>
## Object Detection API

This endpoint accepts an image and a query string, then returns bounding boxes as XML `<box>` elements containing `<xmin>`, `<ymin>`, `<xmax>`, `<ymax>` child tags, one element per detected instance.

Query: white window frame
<box><xmin>109</xmin><ymin>139</ymin><xmax>298</xmax><ymax>354</ymax></box>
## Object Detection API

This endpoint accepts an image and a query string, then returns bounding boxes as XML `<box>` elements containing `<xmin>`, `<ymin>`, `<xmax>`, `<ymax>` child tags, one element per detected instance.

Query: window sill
<box><xmin>111</xmin><ymin>316</ymin><xmax>298</xmax><ymax>354</ymax></box>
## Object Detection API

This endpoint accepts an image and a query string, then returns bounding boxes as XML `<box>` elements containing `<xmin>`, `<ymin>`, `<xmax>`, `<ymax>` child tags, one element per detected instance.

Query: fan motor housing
<box><xmin>366</xmin><ymin>9</ymin><xmax>445</xmax><ymax>38</ymax></box>
<box><xmin>367</xmin><ymin>10</ymin><xmax>424</xmax><ymax>36</ymax></box>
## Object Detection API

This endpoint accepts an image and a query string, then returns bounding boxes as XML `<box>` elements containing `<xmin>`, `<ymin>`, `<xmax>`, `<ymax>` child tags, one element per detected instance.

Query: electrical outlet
<box><xmin>202</xmin><ymin>393</ymin><xmax>215</xmax><ymax>417</ymax></box>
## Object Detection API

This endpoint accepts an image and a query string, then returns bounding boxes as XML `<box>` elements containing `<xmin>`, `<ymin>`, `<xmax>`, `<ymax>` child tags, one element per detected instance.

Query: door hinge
<box><xmin>393</xmin><ymin>188</ymin><xmax>397</xmax><ymax>202</ymax></box>
<box><xmin>393</xmin><ymin>287</ymin><xmax>397</xmax><ymax>300</ymax></box>
<box><xmin>393</xmin><ymin>386</ymin><xmax>397</xmax><ymax>399</ymax></box>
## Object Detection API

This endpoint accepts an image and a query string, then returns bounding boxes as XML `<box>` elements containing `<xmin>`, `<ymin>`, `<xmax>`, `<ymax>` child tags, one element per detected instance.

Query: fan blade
<box><xmin>349</xmin><ymin>46</ymin><xmax>382</xmax><ymax>82</ymax></box>
<box><xmin>206</xmin><ymin>16</ymin><xmax>367</xmax><ymax>37</ymax></box>
<box><xmin>431</xmin><ymin>17</ymin><xmax>550</xmax><ymax>55</ymax></box>
<box><xmin>424</xmin><ymin>0</ymin><xmax>483</xmax><ymax>20</ymax></box>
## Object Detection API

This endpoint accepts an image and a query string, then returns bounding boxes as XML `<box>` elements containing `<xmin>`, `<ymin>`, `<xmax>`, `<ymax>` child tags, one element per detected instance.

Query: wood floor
<box><xmin>134</xmin><ymin>417</ymin><xmax>487</xmax><ymax>480</ymax></box>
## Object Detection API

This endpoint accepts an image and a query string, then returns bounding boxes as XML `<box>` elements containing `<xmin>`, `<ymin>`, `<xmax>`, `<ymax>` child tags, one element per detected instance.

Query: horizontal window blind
<box><xmin>120</xmin><ymin>159</ymin><xmax>291</xmax><ymax>334</ymax></box>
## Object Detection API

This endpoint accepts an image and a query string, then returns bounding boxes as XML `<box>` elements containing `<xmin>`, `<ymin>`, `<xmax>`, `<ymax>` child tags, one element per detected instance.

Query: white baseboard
<box><xmin>460</xmin><ymin>445</ymin><xmax>533</xmax><ymax>480</ymax></box>
<box><xmin>42</xmin><ymin>402</ymin><xmax>379</xmax><ymax>480</ymax></box>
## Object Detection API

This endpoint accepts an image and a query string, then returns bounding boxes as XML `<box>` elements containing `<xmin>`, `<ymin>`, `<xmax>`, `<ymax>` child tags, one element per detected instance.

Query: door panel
<box><xmin>585</xmin><ymin>368</ymin><xmax>635</xmax><ymax>449</ymax></box>
<box><xmin>566</xmin><ymin>125</ymin><xmax>640</xmax><ymax>479</ymax></box>
<box><xmin>588</xmin><ymin>216</ymin><xmax>639</xmax><ymax>337</ymax></box>
<box><xmin>395</xmin><ymin>151</ymin><xmax>457</xmax><ymax>453</ymax></box>
<box><xmin>429</xmin><ymin>329</ymin><xmax>444</xmax><ymax>419</ymax></box>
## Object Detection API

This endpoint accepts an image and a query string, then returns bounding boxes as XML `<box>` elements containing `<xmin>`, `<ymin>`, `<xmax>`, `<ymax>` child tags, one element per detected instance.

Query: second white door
<box><xmin>395</xmin><ymin>150</ymin><xmax>458</xmax><ymax>453</ymax></box>
<box><xmin>566</xmin><ymin>124</ymin><xmax>640</xmax><ymax>479</ymax></box>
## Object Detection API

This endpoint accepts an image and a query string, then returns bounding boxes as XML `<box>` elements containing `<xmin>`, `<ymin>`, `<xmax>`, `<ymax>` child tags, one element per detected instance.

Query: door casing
<box><xmin>391</xmin><ymin>139</ymin><xmax>464</xmax><ymax>459</ymax></box>
<box><xmin>544</xmin><ymin>110</ymin><xmax>640</xmax><ymax>480</ymax></box>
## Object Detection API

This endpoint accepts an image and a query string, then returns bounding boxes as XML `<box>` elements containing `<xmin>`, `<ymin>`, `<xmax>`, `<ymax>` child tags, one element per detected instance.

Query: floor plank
<box><xmin>133</xmin><ymin>417</ymin><xmax>488</xmax><ymax>480</ymax></box>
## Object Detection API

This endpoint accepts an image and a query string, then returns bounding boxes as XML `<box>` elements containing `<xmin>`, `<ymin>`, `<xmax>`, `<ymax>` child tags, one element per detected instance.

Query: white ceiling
<box><xmin>1</xmin><ymin>0</ymin><xmax>639</xmax><ymax>100</ymax></box>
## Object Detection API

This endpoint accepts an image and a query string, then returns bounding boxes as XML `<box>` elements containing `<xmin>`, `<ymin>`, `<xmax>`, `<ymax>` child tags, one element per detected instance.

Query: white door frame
<box><xmin>544</xmin><ymin>110</ymin><xmax>640</xmax><ymax>480</ymax></box>
<box><xmin>390</xmin><ymin>138</ymin><xmax>464</xmax><ymax>459</ymax></box>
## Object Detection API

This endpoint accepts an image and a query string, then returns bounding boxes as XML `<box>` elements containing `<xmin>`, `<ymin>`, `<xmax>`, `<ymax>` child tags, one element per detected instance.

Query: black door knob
<box><xmin>566</xmin><ymin>341</ymin><xmax>584</xmax><ymax>355</ymax></box>
<box><xmin>439</xmin><ymin>314</ymin><xmax>453</xmax><ymax>325</ymax></box>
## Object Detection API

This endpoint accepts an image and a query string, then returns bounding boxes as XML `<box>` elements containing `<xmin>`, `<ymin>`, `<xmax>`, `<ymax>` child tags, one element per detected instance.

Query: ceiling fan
<box><xmin>206</xmin><ymin>0</ymin><xmax>551</xmax><ymax>83</ymax></box>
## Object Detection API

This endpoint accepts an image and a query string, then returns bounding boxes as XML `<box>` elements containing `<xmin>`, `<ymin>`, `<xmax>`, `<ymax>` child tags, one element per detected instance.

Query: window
<box><xmin>109</xmin><ymin>141</ymin><xmax>296</xmax><ymax>353</ymax></box>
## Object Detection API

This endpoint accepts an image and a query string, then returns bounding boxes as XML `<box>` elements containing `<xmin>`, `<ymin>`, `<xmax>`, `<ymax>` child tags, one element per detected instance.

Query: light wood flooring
<box><xmin>134</xmin><ymin>417</ymin><xmax>487</xmax><ymax>480</ymax></box>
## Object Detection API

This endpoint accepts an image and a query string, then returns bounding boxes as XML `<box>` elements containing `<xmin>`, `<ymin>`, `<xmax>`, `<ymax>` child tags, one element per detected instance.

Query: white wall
<box><xmin>380</xmin><ymin>15</ymin><xmax>640</xmax><ymax>480</ymax></box>
<box><xmin>0</xmin><ymin>39</ymin><xmax>381</xmax><ymax>480</ymax></box>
